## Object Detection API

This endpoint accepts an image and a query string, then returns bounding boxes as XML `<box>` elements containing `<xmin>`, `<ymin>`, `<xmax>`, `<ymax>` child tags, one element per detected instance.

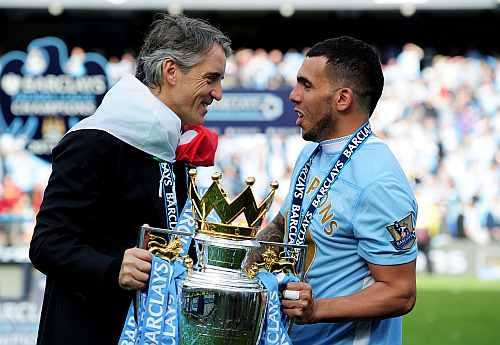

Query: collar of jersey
<box><xmin>319</xmin><ymin>134</ymin><xmax>351</xmax><ymax>154</ymax></box>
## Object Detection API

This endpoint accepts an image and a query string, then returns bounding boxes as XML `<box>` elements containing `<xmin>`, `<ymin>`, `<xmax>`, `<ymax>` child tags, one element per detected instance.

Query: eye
<box><xmin>206</xmin><ymin>75</ymin><xmax>220</xmax><ymax>84</ymax></box>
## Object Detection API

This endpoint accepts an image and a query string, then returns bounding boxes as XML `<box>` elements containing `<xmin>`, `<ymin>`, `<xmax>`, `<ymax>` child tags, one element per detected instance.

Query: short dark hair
<box><xmin>306</xmin><ymin>36</ymin><xmax>384</xmax><ymax>115</ymax></box>
<box><xmin>136</xmin><ymin>14</ymin><xmax>232</xmax><ymax>88</ymax></box>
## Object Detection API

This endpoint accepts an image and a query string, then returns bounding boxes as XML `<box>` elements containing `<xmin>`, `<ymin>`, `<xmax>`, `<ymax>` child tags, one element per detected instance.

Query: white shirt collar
<box><xmin>319</xmin><ymin>135</ymin><xmax>350</xmax><ymax>154</ymax></box>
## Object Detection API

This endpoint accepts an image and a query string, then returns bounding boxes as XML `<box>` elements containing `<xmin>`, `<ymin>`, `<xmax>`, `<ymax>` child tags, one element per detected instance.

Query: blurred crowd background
<box><xmin>1</xmin><ymin>42</ymin><xmax>499</xmax><ymax>249</ymax></box>
<box><xmin>1</xmin><ymin>3</ymin><xmax>499</xmax><ymax>344</ymax></box>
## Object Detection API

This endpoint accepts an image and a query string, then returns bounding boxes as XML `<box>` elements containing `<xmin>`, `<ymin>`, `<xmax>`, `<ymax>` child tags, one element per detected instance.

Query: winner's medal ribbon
<box><xmin>118</xmin><ymin>304</ymin><xmax>138</xmax><ymax>345</ymax></box>
<box><xmin>159</xmin><ymin>162</ymin><xmax>178</xmax><ymax>232</ymax></box>
<box><xmin>171</xmin><ymin>198</ymin><xmax>195</xmax><ymax>257</ymax></box>
<box><xmin>287</xmin><ymin>122</ymin><xmax>372</xmax><ymax>252</ymax></box>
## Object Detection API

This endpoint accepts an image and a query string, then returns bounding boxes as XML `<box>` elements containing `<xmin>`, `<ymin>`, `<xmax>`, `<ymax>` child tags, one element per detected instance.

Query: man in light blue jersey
<box><xmin>256</xmin><ymin>36</ymin><xmax>417</xmax><ymax>345</ymax></box>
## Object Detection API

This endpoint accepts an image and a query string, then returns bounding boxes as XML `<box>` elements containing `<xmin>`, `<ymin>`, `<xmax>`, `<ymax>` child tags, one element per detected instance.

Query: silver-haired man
<box><xmin>29</xmin><ymin>14</ymin><xmax>231</xmax><ymax>345</ymax></box>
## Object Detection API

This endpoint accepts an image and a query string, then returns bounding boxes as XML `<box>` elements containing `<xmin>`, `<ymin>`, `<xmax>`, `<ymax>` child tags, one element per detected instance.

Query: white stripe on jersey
<box><xmin>353</xmin><ymin>320</ymin><xmax>371</xmax><ymax>345</ymax></box>
<box><xmin>353</xmin><ymin>276</ymin><xmax>375</xmax><ymax>345</ymax></box>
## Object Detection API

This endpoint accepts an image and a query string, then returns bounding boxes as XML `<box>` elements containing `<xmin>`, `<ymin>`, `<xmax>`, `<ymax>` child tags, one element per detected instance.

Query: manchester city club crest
<box><xmin>385</xmin><ymin>213</ymin><xmax>416</xmax><ymax>251</ymax></box>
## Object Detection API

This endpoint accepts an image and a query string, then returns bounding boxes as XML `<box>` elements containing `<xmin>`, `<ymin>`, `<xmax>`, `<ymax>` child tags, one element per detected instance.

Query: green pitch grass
<box><xmin>403</xmin><ymin>275</ymin><xmax>500</xmax><ymax>345</ymax></box>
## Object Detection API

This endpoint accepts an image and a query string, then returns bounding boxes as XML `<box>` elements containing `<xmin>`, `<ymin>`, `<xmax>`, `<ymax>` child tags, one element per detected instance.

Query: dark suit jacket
<box><xmin>30</xmin><ymin>129</ymin><xmax>187</xmax><ymax>345</ymax></box>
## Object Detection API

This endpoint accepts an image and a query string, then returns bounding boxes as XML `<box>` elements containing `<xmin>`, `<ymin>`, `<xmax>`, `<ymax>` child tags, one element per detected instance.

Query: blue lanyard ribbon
<box><xmin>118</xmin><ymin>304</ymin><xmax>138</xmax><ymax>345</ymax></box>
<box><xmin>159</xmin><ymin>162</ymin><xmax>178</xmax><ymax>232</ymax></box>
<box><xmin>287</xmin><ymin>122</ymin><xmax>372</xmax><ymax>247</ymax></box>
<box><xmin>161</xmin><ymin>260</ymin><xmax>187</xmax><ymax>344</ymax></box>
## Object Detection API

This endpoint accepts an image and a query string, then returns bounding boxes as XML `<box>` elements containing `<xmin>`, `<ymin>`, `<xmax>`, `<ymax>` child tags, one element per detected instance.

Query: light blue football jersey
<box><xmin>280</xmin><ymin>134</ymin><xmax>418</xmax><ymax>345</ymax></box>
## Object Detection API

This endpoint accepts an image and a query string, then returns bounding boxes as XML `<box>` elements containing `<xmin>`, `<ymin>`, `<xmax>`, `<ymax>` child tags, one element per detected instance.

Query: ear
<box><xmin>334</xmin><ymin>88</ymin><xmax>354</xmax><ymax>112</ymax></box>
<box><xmin>162</xmin><ymin>59</ymin><xmax>178</xmax><ymax>86</ymax></box>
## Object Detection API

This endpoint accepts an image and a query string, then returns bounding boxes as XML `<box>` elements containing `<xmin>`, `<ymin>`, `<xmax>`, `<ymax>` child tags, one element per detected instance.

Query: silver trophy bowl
<box><xmin>138</xmin><ymin>171</ymin><xmax>308</xmax><ymax>345</ymax></box>
<box><xmin>180</xmin><ymin>233</ymin><xmax>266</xmax><ymax>345</ymax></box>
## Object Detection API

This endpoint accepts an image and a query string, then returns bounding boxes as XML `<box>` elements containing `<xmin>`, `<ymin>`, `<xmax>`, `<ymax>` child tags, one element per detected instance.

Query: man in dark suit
<box><xmin>29</xmin><ymin>14</ymin><xmax>231</xmax><ymax>345</ymax></box>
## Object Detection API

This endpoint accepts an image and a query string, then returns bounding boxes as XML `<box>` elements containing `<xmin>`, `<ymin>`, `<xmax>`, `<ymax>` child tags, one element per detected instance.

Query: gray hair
<box><xmin>136</xmin><ymin>14</ymin><xmax>232</xmax><ymax>88</ymax></box>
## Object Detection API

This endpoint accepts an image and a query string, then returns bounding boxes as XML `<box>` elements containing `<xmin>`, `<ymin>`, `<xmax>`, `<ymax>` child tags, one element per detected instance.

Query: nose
<box><xmin>211</xmin><ymin>83</ymin><xmax>223</xmax><ymax>101</ymax></box>
<box><xmin>289</xmin><ymin>85</ymin><xmax>301</xmax><ymax>104</ymax></box>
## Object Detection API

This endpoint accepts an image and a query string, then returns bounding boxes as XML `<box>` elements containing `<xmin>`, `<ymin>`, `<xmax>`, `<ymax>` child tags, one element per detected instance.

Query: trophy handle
<box><xmin>253</xmin><ymin>240</ymin><xmax>307</xmax><ymax>337</ymax></box>
<box><xmin>255</xmin><ymin>240</ymin><xmax>308</xmax><ymax>281</ymax></box>
<box><xmin>134</xmin><ymin>224</ymin><xmax>194</xmax><ymax>323</ymax></box>
<box><xmin>137</xmin><ymin>224</ymin><xmax>194</xmax><ymax>248</ymax></box>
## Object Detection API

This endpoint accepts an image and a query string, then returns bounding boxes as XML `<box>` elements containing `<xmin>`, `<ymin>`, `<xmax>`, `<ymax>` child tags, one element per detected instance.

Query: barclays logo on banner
<box><xmin>206</xmin><ymin>93</ymin><xmax>284</xmax><ymax>121</ymax></box>
<box><xmin>0</xmin><ymin>37</ymin><xmax>109</xmax><ymax>158</ymax></box>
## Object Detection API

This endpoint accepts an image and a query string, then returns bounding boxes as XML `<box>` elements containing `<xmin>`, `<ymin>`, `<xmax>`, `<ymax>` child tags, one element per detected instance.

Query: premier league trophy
<box><xmin>137</xmin><ymin>169</ymin><xmax>307</xmax><ymax>345</ymax></box>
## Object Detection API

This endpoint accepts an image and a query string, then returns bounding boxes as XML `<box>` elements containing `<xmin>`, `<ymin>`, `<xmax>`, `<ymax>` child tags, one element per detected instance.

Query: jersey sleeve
<box><xmin>352</xmin><ymin>174</ymin><xmax>418</xmax><ymax>265</ymax></box>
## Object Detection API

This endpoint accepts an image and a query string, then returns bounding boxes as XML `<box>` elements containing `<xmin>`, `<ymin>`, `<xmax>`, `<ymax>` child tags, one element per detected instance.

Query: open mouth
<box><xmin>295</xmin><ymin>108</ymin><xmax>305</xmax><ymax>125</ymax></box>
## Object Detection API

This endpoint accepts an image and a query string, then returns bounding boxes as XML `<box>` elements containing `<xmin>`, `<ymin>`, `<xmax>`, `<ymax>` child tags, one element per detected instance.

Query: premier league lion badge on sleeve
<box><xmin>386</xmin><ymin>213</ymin><xmax>416</xmax><ymax>251</ymax></box>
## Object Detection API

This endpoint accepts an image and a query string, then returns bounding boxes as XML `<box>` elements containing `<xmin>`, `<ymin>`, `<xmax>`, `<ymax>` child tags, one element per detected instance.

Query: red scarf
<box><xmin>175</xmin><ymin>125</ymin><xmax>218</xmax><ymax>166</ymax></box>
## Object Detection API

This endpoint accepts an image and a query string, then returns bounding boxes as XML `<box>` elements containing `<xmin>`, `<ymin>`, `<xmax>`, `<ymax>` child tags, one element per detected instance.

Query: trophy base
<box><xmin>180</xmin><ymin>314</ymin><xmax>259</xmax><ymax>345</ymax></box>
<box><xmin>180</xmin><ymin>274</ymin><xmax>266</xmax><ymax>345</ymax></box>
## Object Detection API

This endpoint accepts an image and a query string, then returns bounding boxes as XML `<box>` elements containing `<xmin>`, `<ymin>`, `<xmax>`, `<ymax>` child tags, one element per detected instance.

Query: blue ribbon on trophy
<box><xmin>257</xmin><ymin>272</ymin><xmax>298</xmax><ymax>345</ymax></box>
<box><xmin>120</xmin><ymin>167</ymin><xmax>308</xmax><ymax>345</ymax></box>
<box><xmin>137</xmin><ymin>256</ymin><xmax>174</xmax><ymax>344</ymax></box>
<box><xmin>118</xmin><ymin>163</ymin><xmax>195</xmax><ymax>345</ymax></box>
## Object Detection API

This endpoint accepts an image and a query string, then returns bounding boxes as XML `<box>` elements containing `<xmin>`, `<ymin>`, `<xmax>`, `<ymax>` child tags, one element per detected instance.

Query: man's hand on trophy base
<box><xmin>119</xmin><ymin>248</ymin><xmax>152</xmax><ymax>290</ymax></box>
<box><xmin>281</xmin><ymin>282</ymin><xmax>318</xmax><ymax>324</ymax></box>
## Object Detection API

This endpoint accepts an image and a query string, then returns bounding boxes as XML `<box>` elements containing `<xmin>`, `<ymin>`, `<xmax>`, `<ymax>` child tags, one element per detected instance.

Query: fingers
<box><xmin>282</xmin><ymin>300</ymin><xmax>315</xmax><ymax>324</ymax></box>
<box><xmin>281</xmin><ymin>282</ymin><xmax>312</xmax><ymax>303</ymax></box>
<box><xmin>281</xmin><ymin>282</ymin><xmax>316</xmax><ymax>324</ymax></box>
<box><xmin>281</xmin><ymin>298</ymin><xmax>310</xmax><ymax>310</ymax></box>
<box><xmin>118</xmin><ymin>248</ymin><xmax>153</xmax><ymax>291</ymax></box>
<box><xmin>283</xmin><ymin>305</ymin><xmax>309</xmax><ymax>320</ymax></box>
<box><xmin>127</xmin><ymin>247</ymin><xmax>153</xmax><ymax>262</ymax></box>
<box><xmin>284</xmin><ymin>282</ymin><xmax>311</xmax><ymax>291</ymax></box>
<box><xmin>281</xmin><ymin>287</ymin><xmax>312</xmax><ymax>309</ymax></box>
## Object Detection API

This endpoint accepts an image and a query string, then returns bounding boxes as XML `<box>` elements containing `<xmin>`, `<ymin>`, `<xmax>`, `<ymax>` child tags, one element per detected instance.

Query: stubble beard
<box><xmin>302</xmin><ymin>111</ymin><xmax>336</xmax><ymax>142</ymax></box>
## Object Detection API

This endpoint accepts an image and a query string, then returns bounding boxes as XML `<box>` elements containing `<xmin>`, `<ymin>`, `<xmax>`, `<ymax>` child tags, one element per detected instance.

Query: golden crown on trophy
<box><xmin>188</xmin><ymin>169</ymin><xmax>279</xmax><ymax>240</ymax></box>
